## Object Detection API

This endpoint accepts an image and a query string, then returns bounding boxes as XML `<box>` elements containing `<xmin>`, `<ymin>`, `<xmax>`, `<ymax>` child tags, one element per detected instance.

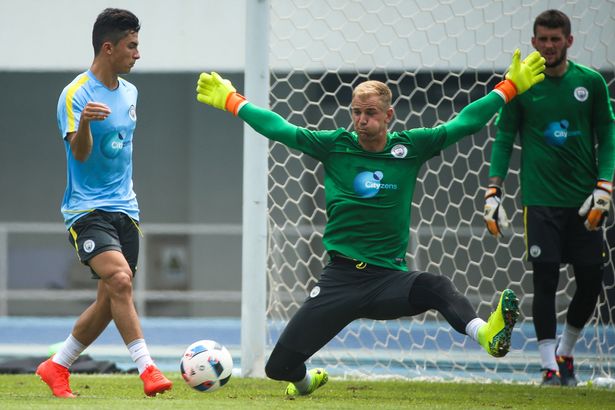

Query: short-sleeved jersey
<box><xmin>57</xmin><ymin>70</ymin><xmax>139</xmax><ymax>229</ymax></box>
<box><xmin>289</xmin><ymin>127</ymin><xmax>447</xmax><ymax>271</ymax></box>
<box><xmin>491</xmin><ymin>60</ymin><xmax>615</xmax><ymax>206</ymax></box>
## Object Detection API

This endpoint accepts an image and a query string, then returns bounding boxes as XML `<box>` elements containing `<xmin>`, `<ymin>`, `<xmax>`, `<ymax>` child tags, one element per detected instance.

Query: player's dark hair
<box><xmin>92</xmin><ymin>8</ymin><xmax>140</xmax><ymax>56</ymax></box>
<box><xmin>533</xmin><ymin>9</ymin><xmax>571</xmax><ymax>37</ymax></box>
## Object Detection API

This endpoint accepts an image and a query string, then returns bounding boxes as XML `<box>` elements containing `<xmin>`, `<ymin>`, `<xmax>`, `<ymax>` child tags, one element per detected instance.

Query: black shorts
<box><xmin>68</xmin><ymin>210</ymin><xmax>140</xmax><ymax>278</ymax></box>
<box><xmin>524</xmin><ymin>206</ymin><xmax>606</xmax><ymax>265</ymax></box>
<box><xmin>277</xmin><ymin>256</ymin><xmax>423</xmax><ymax>357</ymax></box>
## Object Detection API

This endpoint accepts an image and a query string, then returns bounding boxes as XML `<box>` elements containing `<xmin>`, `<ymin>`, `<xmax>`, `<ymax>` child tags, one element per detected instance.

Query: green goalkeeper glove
<box><xmin>196</xmin><ymin>72</ymin><xmax>247</xmax><ymax>116</ymax></box>
<box><xmin>494</xmin><ymin>49</ymin><xmax>545</xmax><ymax>103</ymax></box>
<box><xmin>484</xmin><ymin>185</ymin><xmax>509</xmax><ymax>238</ymax></box>
<box><xmin>578</xmin><ymin>180</ymin><xmax>613</xmax><ymax>231</ymax></box>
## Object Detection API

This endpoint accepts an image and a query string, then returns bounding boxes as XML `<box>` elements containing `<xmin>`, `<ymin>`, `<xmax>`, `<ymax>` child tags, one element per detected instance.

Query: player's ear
<box><xmin>101</xmin><ymin>42</ymin><xmax>113</xmax><ymax>55</ymax></box>
<box><xmin>385</xmin><ymin>107</ymin><xmax>394</xmax><ymax>123</ymax></box>
<box><xmin>566</xmin><ymin>34</ymin><xmax>574</xmax><ymax>48</ymax></box>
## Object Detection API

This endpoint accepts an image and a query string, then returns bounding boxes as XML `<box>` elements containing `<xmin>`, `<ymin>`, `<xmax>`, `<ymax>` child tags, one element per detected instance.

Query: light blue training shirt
<box><xmin>57</xmin><ymin>70</ymin><xmax>140</xmax><ymax>229</ymax></box>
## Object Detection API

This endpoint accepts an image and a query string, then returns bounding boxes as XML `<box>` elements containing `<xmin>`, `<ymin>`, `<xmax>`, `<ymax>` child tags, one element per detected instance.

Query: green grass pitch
<box><xmin>1</xmin><ymin>373</ymin><xmax>614</xmax><ymax>409</ymax></box>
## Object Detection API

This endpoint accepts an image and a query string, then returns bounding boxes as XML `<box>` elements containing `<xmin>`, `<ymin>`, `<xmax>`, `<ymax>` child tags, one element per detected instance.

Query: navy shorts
<box><xmin>68</xmin><ymin>210</ymin><xmax>140</xmax><ymax>278</ymax></box>
<box><xmin>524</xmin><ymin>206</ymin><xmax>606</xmax><ymax>265</ymax></box>
<box><xmin>277</xmin><ymin>256</ymin><xmax>423</xmax><ymax>357</ymax></box>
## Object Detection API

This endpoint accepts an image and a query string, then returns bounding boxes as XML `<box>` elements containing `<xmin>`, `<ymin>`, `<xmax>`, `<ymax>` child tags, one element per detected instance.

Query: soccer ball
<box><xmin>180</xmin><ymin>339</ymin><xmax>233</xmax><ymax>392</ymax></box>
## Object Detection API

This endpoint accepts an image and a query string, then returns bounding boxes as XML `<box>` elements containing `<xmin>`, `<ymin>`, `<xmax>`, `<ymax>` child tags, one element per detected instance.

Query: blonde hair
<box><xmin>352</xmin><ymin>80</ymin><xmax>392</xmax><ymax>110</ymax></box>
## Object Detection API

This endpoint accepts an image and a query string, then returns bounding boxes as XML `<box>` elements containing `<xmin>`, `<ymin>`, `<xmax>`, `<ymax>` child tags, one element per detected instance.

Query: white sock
<box><xmin>293</xmin><ymin>370</ymin><xmax>312</xmax><ymax>394</ymax></box>
<box><xmin>127</xmin><ymin>338</ymin><xmax>154</xmax><ymax>374</ymax></box>
<box><xmin>538</xmin><ymin>339</ymin><xmax>558</xmax><ymax>371</ymax></box>
<box><xmin>556</xmin><ymin>323</ymin><xmax>582</xmax><ymax>357</ymax></box>
<box><xmin>466</xmin><ymin>318</ymin><xmax>486</xmax><ymax>343</ymax></box>
<box><xmin>52</xmin><ymin>334</ymin><xmax>87</xmax><ymax>369</ymax></box>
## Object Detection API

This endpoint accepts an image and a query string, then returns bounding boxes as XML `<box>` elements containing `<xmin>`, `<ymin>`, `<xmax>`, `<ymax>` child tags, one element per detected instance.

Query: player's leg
<box><xmin>87</xmin><ymin>212</ymin><xmax>171</xmax><ymax>396</ymax></box>
<box><xmin>567</xmin><ymin>264</ymin><xmax>603</xmax><ymax>330</ymax></box>
<box><xmin>526</xmin><ymin>206</ymin><xmax>565</xmax><ymax>385</ymax></box>
<box><xmin>37</xmin><ymin>282</ymin><xmax>114</xmax><ymax>397</ymax></box>
<box><xmin>532</xmin><ymin>261</ymin><xmax>561</xmax><ymax>385</ymax></box>
<box><xmin>90</xmin><ymin>254</ymin><xmax>172</xmax><ymax>396</ymax></box>
<box><xmin>555</xmin><ymin>210</ymin><xmax>609</xmax><ymax>386</ymax></box>
<box><xmin>71</xmin><ymin>284</ymin><xmax>112</xmax><ymax>346</ymax></box>
<box><xmin>553</xmin><ymin>263</ymin><xmax>604</xmax><ymax>386</ymax></box>
<box><xmin>265</xmin><ymin>259</ymin><xmax>362</xmax><ymax>396</ymax></box>
<box><xmin>265</xmin><ymin>309</ymin><xmax>340</xmax><ymax>396</ymax></box>
<box><xmin>55</xmin><ymin>282</ymin><xmax>112</xmax><ymax>363</ymax></box>
<box><xmin>408</xmin><ymin>272</ymin><xmax>478</xmax><ymax>333</ymax></box>
<box><xmin>266</xmin><ymin>342</ymin><xmax>329</xmax><ymax>396</ymax></box>
<box><xmin>37</xmin><ymin>212</ymin><xmax>113</xmax><ymax>398</ymax></box>
<box><xmin>407</xmin><ymin>272</ymin><xmax>519</xmax><ymax>357</ymax></box>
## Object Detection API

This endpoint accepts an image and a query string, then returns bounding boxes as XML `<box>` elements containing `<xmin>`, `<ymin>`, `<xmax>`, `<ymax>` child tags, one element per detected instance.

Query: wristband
<box><xmin>597</xmin><ymin>180</ymin><xmax>613</xmax><ymax>194</ymax></box>
<box><xmin>225</xmin><ymin>93</ymin><xmax>248</xmax><ymax>116</ymax></box>
<box><xmin>493</xmin><ymin>80</ymin><xmax>517</xmax><ymax>103</ymax></box>
<box><xmin>485</xmin><ymin>185</ymin><xmax>502</xmax><ymax>199</ymax></box>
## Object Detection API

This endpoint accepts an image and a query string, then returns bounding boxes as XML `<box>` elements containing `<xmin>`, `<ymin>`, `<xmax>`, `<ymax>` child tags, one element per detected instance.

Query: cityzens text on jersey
<box><xmin>353</xmin><ymin>170</ymin><xmax>398</xmax><ymax>198</ymax></box>
<box><xmin>543</xmin><ymin>119</ymin><xmax>581</xmax><ymax>147</ymax></box>
<box><xmin>101</xmin><ymin>132</ymin><xmax>126</xmax><ymax>159</ymax></box>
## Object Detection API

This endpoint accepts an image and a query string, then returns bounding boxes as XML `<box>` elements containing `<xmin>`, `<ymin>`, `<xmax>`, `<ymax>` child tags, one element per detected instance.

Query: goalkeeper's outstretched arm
<box><xmin>442</xmin><ymin>49</ymin><xmax>545</xmax><ymax>148</ymax></box>
<box><xmin>195</xmin><ymin>72</ymin><xmax>300</xmax><ymax>146</ymax></box>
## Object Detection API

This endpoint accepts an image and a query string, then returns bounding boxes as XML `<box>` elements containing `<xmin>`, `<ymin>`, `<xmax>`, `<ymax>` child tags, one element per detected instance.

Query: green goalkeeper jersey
<box><xmin>490</xmin><ymin>60</ymin><xmax>615</xmax><ymax>207</ymax></box>
<box><xmin>240</xmin><ymin>92</ymin><xmax>506</xmax><ymax>271</ymax></box>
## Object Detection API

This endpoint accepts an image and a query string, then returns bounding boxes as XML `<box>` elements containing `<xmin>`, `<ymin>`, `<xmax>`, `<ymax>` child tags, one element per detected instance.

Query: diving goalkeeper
<box><xmin>196</xmin><ymin>49</ymin><xmax>545</xmax><ymax>396</ymax></box>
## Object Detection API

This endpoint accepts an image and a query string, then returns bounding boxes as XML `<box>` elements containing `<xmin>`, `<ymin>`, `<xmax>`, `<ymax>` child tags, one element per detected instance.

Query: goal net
<box><xmin>264</xmin><ymin>0</ymin><xmax>615</xmax><ymax>382</ymax></box>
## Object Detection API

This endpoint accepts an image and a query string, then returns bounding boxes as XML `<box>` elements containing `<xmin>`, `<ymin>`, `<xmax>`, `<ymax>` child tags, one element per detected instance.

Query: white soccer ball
<box><xmin>180</xmin><ymin>339</ymin><xmax>233</xmax><ymax>392</ymax></box>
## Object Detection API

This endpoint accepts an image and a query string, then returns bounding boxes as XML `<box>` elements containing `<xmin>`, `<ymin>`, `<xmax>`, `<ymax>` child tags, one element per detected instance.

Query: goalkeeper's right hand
<box><xmin>494</xmin><ymin>49</ymin><xmax>546</xmax><ymax>103</ymax></box>
<box><xmin>484</xmin><ymin>185</ymin><xmax>509</xmax><ymax>238</ymax></box>
<box><xmin>196</xmin><ymin>72</ymin><xmax>247</xmax><ymax>116</ymax></box>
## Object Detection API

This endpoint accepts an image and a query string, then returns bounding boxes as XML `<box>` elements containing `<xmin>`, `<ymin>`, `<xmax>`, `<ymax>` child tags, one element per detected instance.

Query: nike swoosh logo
<box><xmin>532</xmin><ymin>95</ymin><xmax>547</xmax><ymax>102</ymax></box>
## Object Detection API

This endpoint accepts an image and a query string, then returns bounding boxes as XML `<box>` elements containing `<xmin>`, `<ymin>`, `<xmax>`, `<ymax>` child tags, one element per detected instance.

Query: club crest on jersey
<box><xmin>390</xmin><ymin>144</ymin><xmax>408</xmax><ymax>158</ymax></box>
<box><xmin>129</xmin><ymin>104</ymin><xmax>137</xmax><ymax>121</ymax></box>
<box><xmin>573</xmin><ymin>87</ymin><xmax>588</xmax><ymax>102</ymax></box>
<box><xmin>310</xmin><ymin>286</ymin><xmax>321</xmax><ymax>298</ymax></box>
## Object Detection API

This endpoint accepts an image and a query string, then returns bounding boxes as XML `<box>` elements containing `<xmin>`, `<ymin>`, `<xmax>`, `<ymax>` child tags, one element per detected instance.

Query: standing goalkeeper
<box><xmin>483</xmin><ymin>10</ymin><xmax>615</xmax><ymax>386</ymax></box>
<box><xmin>197</xmin><ymin>50</ymin><xmax>544</xmax><ymax>396</ymax></box>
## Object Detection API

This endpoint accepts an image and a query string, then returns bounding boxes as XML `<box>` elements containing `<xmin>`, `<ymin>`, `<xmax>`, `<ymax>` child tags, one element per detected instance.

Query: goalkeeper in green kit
<box><xmin>197</xmin><ymin>50</ymin><xmax>544</xmax><ymax>395</ymax></box>
<box><xmin>483</xmin><ymin>10</ymin><xmax>615</xmax><ymax>386</ymax></box>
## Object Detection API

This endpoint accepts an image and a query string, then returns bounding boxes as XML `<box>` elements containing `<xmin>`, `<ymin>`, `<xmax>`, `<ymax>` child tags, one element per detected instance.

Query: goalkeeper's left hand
<box><xmin>578</xmin><ymin>180</ymin><xmax>613</xmax><ymax>231</ymax></box>
<box><xmin>196</xmin><ymin>72</ymin><xmax>247</xmax><ymax>116</ymax></box>
<box><xmin>494</xmin><ymin>49</ymin><xmax>546</xmax><ymax>103</ymax></box>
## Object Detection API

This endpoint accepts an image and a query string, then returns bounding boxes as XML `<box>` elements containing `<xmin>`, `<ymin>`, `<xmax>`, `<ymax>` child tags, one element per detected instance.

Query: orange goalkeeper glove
<box><xmin>494</xmin><ymin>49</ymin><xmax>546</xmax><ymax>103</ymax></box>
<box><xmin>196</xmin><ymin>72</ymin><xmax>247</xmax><ymax>116</ymax></box>
<box><xmin>578</xmin><ymin>180</ymin><xmax>613</xmax><ymax>231</ymax></box>
<box><xmin>484</xmin><ymin>185</ymin><xmax>509</xmax><ymax>238</ymax></box>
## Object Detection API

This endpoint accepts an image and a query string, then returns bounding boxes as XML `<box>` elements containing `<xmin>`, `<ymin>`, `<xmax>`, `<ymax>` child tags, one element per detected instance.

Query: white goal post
<box><xmin>242</xmin><ymin>0</ymin><xmax>615</xmax><ymax>382</ymax></box>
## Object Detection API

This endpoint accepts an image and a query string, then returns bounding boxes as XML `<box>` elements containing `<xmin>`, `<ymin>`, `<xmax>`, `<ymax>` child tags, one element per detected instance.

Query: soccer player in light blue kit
<box><xmin>36</xmin><ymin>8</ymin><xmax>172</xmax><ymax>398</ymax></box>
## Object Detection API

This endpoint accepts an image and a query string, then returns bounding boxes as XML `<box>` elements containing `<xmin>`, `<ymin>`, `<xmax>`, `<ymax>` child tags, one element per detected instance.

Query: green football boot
<box><xmin>478</xmin><ymin>289</ymin><xmax>520</xmax><ymax>357</ymax></box>
<box><xmin>285</xmin><ymin>368</ymin><xmax>329</xmax><ymax>396</ymax></box>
